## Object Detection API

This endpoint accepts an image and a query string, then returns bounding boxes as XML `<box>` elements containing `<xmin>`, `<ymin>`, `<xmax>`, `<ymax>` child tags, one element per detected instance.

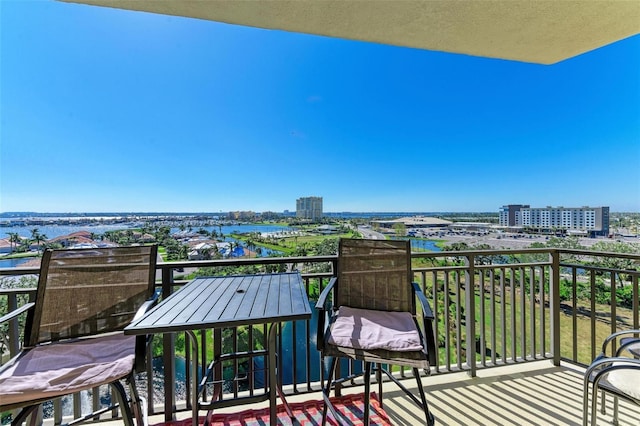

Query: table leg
<box><xmin>267</xmin><ymin>323</ymin><xmax>278</xmax><ymax>425</ymax></box>
<box><xmin>185</xmin><ymin>331</ymin><xmax>199</xmax><ymax>426</ymax></box>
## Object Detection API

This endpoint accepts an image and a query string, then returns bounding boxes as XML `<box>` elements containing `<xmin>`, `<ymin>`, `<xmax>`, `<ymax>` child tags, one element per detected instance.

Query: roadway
<box><xmin>357</xmin><ymin>226</ymin><xmax>385</xmax><ymax>239</ymax></box>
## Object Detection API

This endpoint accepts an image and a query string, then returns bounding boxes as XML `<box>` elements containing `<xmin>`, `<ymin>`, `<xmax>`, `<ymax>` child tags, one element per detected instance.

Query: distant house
<box><xmin>139</xmin><ymin>233</ymin><xmax>156</xmax><ymax>243</ymax></box>
<box><xmin>68</xmin><ymin>243</ymin><xmax>99</xmax><ymax>249</ymax></box>
<box><xmin>188</xmin><ymin>241</ymin><xmax>216</xmax><ymax>260</ymax></box>
<box><xmin>129</xmin><ymin>231</ymin><xmax>155</xmax><ymax>243</ymax></box>
<box><xmin>49</xmin><ymin>231</ymin><xmax>95</xmax><ymax>248</ymax></box>
<box><xmin>0</xmin><ymin>238</ymin><xmax>12</xmax><ymax>254</ymax></box>
<box><xmin>47</xmin><ymin>231</ymin><xmax>115</xmax><ymax>249</ymax></box>
<box><xmin>317</xmin><ymin>225</ymin><xmax>338</xmax><ymax>235</ymax></box>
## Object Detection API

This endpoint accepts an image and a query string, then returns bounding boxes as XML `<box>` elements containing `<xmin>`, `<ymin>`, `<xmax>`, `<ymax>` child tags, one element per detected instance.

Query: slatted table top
<box><xmin>125</xmin><ymin>272</ymin><xmax>311</xmax><ymax>335</ymax></box>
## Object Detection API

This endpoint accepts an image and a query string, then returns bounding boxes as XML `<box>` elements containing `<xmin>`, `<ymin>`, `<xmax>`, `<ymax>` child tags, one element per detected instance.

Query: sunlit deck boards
<box><xmin>385</xmin><ymin>361</ymin><xmax>637</xmax><ymax>426</ymax></box>
<box><xmin>100</xmin><ymin>361</ymin><xmax>638</xmax><ymax>426</ymax></box>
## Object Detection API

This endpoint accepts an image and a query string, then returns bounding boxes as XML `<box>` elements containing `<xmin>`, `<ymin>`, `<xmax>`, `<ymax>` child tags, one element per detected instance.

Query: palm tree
<box><xmin>200</xmin><ymin>247</ymin><xmax>212</xmax><ymax>260</ymax></box>
<box><xmin>7</xmin><ymin>232</ymin><xmax>21</xmax><ymax>253</ymax></box>
<box><xmin>246</xmin><ymin>238</ymin><xmax>256</xmax><ymax>258</ymax></box>
<box><xmin>178</xmin><ymin>244</ymin><xmax>189</xmax><ymax>260</ymax></box>
<box><xmin>39</xmin><ymin>234</ymin><xmax>49</xmax><ymax>250</ymax></box>
<box><xmin>30</xmin><ymin>229</ymin><xmax>47</xmax><ymax>252</ymax></box>
<box><xmin>228</xmin><ymin>241</ymin><xmax>242</xmax><ymax>257</ymax></box>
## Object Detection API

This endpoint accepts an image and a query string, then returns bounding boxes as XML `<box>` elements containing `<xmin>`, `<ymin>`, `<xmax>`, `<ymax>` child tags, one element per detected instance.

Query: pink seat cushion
<box><xmin>0</xmin><ymin>333</ymin><xmax>136</xmax><ymax>407</ymax></box>
<box><xmin>327</xmin><ymin>306</ymin><xmax>423</xmax><ymax>351</ymax></box>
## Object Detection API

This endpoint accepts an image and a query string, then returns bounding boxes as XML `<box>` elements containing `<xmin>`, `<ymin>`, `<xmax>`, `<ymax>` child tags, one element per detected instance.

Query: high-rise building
<box><xmin>499</xmin><ymin>204</ymin><xmax>609</xmax><ymax>236</ymax></box>
<box><xmin>296</xmin><ymin>196</ymin><xmax>323</xmax><ymax>221</ymax></box>
<box><xmin>499</xmin><ymin>204</ymin><xmax>530</xmax><ymax>227</ymax></box>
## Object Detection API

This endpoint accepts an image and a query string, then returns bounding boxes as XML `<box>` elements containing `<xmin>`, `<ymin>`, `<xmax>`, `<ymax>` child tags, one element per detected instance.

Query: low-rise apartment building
<box><xmin>499</xmin><ymin>204</ymin><xmax>610</xmax><ymax>236</ymax></box>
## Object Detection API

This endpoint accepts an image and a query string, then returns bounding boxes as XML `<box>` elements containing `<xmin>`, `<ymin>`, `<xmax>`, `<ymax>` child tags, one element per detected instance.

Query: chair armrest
<box><xmin>0</xmin><ymin>302</ymin><xmax>34</xmax><ymax>324</ymax></box>
<box><xmin>618</xmin><ymin>337</ymin><xmax>640</xmax><ymax>357</ymax></box>
<box><xmin>315</xmin><ymin>277</ymin><xmax>337</xmax><ymax>352</ymax></box>
<box><xmin>316</xmin><ymin>277</ymin><xmax>336</xmax><ymax>310</ymax></box>
<box><xmin>134</xmin><ymin>292</ymin><xmax>160</xmax><ymax>321</ymax></box>
<box><xmin>601</xmin><ymin>329</ymin><xmax>640</xmax><ymax>355</ymax></box>
<box><xmin>585</xmin><ymin>356</ymin><xmax>640</xmax><ymax>389</ymax></box>
<box><xmin>133</xmin><ymin>292</ymin><xmax>160</xmax><ymax>372</ymax></box>
<box><xmin>412</xmin><ymin>282</ymin><xmax>434</xmax><ymax>320</ymax></box>
<box><xmin>412</xmin><ymin>282</ymin><xmax>437</xmax><ymax>365</ymax></box>
<box><xmin>587</xmin><ymin>355</ymin><xmax>640</xmax><ymax>373</ymax></box>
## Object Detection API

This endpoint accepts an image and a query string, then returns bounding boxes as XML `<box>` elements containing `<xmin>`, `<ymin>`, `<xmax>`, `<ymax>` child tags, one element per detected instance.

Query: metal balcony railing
<box><xmin>1</xmin><ymin>248</ymin><xmax>638</xmax><ymax>423</ymax></box>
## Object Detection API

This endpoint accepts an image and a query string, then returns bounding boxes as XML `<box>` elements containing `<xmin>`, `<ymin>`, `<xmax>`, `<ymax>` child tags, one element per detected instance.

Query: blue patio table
<box><xmin>124</xmin><ymin>272</ymin><xmax>312</xmax><ymax>426</ymax></box>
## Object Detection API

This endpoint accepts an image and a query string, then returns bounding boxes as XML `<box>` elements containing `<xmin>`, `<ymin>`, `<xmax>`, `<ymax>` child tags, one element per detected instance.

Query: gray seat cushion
<box><xmin>327</xmin><ymin>306</ymin><xmax>423</xmax><ymax>351</ymax></box>
<box><xmin>607</xmin><ymin>362</ymin><xmax>640</xmax><ymax>400</ymax></box>
<box><xmin>0</xmin><ymin>333</ymin><xmax>135</xmax><ymax>407</ymax></box>
<box><xmin>324</xmin><ymin>306</ymin><xmax>429</xmax><ymax>369</ymax></box>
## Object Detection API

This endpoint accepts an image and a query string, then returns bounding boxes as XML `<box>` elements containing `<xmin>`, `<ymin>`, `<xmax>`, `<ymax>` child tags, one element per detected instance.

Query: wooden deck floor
<box><xmin>106</xmin><ymin>361</ymin><xmax>638</xmax><ymax>426</ymax></box>
<box><xmin>381</xmin><ymin>361</ymin><xmax>637</xmax><ymax>426</ymax></box>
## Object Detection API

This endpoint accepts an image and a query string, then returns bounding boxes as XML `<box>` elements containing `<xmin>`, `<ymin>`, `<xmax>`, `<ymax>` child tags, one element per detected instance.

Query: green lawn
<box><xmin>418</xmin><ymin>272</ymin><xmax>634</xmax><ymax>367</ymax></box>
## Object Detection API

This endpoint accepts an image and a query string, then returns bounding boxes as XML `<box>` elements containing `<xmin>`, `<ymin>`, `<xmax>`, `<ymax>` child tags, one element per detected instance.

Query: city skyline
<box><xmin>1</xmin><ymin>204</ymin><xmax>629</xmax><ymax>216</ymax></box>
<box><xmin>1</xmin><ymin>1</ymin><xmax>639</xmax><ymax>213</ymax></box>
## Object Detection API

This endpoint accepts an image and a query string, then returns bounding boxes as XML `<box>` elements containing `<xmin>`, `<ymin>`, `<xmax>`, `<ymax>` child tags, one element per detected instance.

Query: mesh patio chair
<box><xmin>583</xmin><ymin>329</ymin><xmax>640</xmax><ymax>426</ymax></box>
<box><xmin>0</xmin><ymin>245</ymin><xmax>158</xmax><ymax>426</ymax></box>
<box><xmin>316</xmin><ymin>238</ymin><xmax>437</xmax><ymax>425</ymax></box>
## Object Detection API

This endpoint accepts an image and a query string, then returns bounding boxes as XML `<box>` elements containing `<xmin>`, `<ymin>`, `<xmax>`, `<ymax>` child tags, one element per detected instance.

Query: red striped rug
<box><xmin>156</xmin><ymin>393</ymin><xmax>391</xmax><ymax>426</ymax></box>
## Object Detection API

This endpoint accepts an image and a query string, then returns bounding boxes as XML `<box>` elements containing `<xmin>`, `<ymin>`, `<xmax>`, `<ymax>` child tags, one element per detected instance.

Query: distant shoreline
<box><xmin>1</xmin><ymin>211</ymin><xmax>500</xmax><ymax>217</ymax></box>
<box><xmin>6</xmin><ymin>232</ymin><xmax>636</xmax><ymax>271</ymax></box>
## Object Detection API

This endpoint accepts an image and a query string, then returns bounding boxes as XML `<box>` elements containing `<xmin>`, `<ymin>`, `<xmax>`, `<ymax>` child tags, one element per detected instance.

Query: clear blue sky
<box><xmin>1</xmin><ymin>1</ymin><xmax>639</xmax><ymax>213</ymax></box>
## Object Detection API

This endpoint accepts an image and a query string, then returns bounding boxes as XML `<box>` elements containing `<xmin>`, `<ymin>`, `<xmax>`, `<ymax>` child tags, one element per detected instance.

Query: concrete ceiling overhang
<box><xmin>64</xmin><ymin>0</ymin><xmax>639</xmax><ymax>65</ymax></box>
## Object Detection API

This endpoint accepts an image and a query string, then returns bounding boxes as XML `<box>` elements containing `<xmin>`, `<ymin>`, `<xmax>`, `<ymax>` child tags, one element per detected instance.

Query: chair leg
<box><xmin>363</xmin><ymin>362</ymin><xmax>372</xmax><ymax>425</ymax></box>
<box><xmin>613</xmin><ymin>396</ymin><xmax>619</xmax><ymax>426</ymax></box>
<box><xmin>111</xmin><ymin>380</ymin><xmax>135</xmax><ymax>426</ymax></box>
<box><xmin>376</xmin><ymin>363</ymin><xmax>383</xmax><ymax>408</ymax></box>
<box><xmin>582</xmin><ymin>378</ymin><xmax>590</xmax><ymax>426</ymax></box>
<box><xmin>591</xmin><ymin>382</ymin><xmax>599</xmax><ymax>426</ymax></box>
<box><xmin>412</xmin><ymin>368</ymin><xmax>435</xmax><ymax>426</ymax></box>
<box><xmin>127</xmin><ymin>373</ymin><xmax>147</xmax><ymax>426</ymax></box>
<box><xmin>11</xmin><ymin>405</ymin><xmax>39</xmax><ymax>426</ymax></box>
<box><xmin>322</xmin><ymin>357</ymin><xmax>339</xmax><ymax>426</ymax></box>
<box><xmin>26</xmin><ymin>409</ymin><xmax>40</xmax><ymax>426</ymax></box>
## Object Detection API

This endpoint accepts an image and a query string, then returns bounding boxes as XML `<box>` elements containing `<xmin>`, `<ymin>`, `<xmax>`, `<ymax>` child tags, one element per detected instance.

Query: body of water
<box><xmin>0</xmin><ymin>223</ymin><xmax>291</xmax><ymax>267</ymax></box>
<box><xmin>0</xmin><ymin>221</ymin><xmax>441</xmax><ymax>269</ymax></box>
<box><xmin>410</xmin><ymin>239</ymin><xmax>441</xmax><ymax>251</ymax></box>
<box><xmin>0</xmin><ymin>223</ymin><xmax>140</xmax><ymax>240</ymax></box>
<box><xmin>0</xmin><ymin>223</ymin><xmax>291</xmax><ymax>241</ymax></box>
<box><xmin>0</xmin><ymin>257</ymin><xmax>33</xmax><ymax>268</ymax></box>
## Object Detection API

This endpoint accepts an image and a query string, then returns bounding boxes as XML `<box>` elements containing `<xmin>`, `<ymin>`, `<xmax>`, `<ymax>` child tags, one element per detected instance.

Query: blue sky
<box><xmin>1</xmin><ymin>1</ymin><xmax>639</xmax><ymax>213</ymax></box>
